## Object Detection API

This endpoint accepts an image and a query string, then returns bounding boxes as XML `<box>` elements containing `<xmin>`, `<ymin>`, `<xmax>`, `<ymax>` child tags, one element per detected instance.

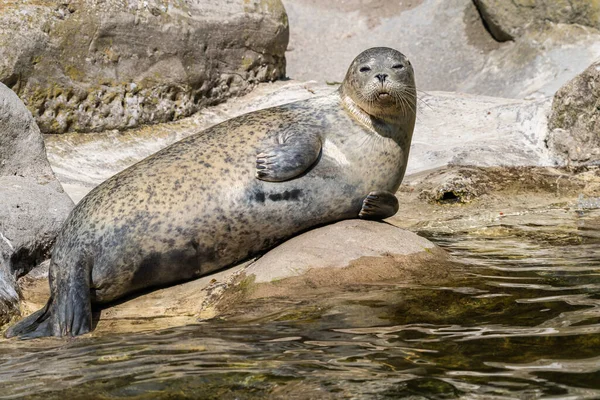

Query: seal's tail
<box><xmin>5</xmin><ymin>259</ymin><xmax>93</xmax><ymax>339</ymax></box>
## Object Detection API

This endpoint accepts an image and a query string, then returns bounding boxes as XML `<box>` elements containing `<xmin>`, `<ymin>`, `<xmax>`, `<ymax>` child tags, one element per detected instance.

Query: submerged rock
<box><xmin>547</xmin><ymin>60</ymin><xmax>600</xmax><ymax>165</ymax></box>
<box><xmin>0</xmin><ymin>83</ymin><xmax>73</xmax><ymax>326</ymax></box>
<box><xmin>14</xmin><ymin>221</ymin><xmax>450</xmax><ymax>334</ymax></box>
<box><xmin>0</xmin><ymin>0</ymin><xmax>288</xmax><ymax>134</ymax></box>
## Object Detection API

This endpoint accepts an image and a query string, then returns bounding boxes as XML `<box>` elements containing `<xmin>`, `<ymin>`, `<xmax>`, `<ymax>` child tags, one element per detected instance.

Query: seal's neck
<box><xmin>338</xmin><ymin>89</ymin><xmax>408</xmax><ymax>140</ymax></box>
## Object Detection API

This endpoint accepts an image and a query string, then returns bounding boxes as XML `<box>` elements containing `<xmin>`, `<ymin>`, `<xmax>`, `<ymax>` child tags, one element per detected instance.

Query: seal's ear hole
<box><xmin>359</xmin><ymin>66</ymin><xmax>371</xmax><ymax>72</ymax></box>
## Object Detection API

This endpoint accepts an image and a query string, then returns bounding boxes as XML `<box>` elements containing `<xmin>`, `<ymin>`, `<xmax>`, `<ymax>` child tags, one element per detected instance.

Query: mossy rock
<box><xmin>547</xmin><ymin>60</ymin><xmax>600</xmax><ymax>164</ymax></box>
<box><xmin>0</xmin><ymin>0</ymin><xmax>289</xmax><ymax>134</ymax></box>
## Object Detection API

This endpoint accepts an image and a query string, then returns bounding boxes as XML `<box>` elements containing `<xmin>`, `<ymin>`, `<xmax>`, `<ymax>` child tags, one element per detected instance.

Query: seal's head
<box><xmin>341</xmin><ymin>47</ymin><xmax>416</xmax><ymax>124</ymax></box>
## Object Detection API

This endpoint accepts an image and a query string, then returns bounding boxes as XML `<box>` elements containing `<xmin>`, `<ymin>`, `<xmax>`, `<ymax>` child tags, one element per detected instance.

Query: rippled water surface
<box><xmin>2</xmin><ymin>210</ymin><xmax>600</xmax><ymax>399</ymax></box>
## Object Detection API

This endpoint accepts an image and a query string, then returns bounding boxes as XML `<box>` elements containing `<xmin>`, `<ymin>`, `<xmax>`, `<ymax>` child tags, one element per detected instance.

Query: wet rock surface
<box><xmin>548</xmin><ymin>60</ymin><xmax>600</xmax><ymax>165</ymax></box>
<box><xmin>394</xmin><ymin>165</ymin><xmax>600</xmax><ymax>233</ymax></box>
<box><xmin>0</xmin><ymin>83</ymin><xmax>73</xmax><ymax>326</ymax></box>
<box><xmin>0</xmin><ymin>0</ymin><xmax>289</xmax><ymax>134</ymax></box>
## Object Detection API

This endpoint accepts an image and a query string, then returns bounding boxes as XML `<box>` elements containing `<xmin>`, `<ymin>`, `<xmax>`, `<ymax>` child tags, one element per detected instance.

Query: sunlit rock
<box><xmin>547</xmin><ymin>60</ymin><xmax>600</xmax><ymax>164</ymax></box>
<box><xmin>473</xmin><ymin>0</ymin><xmax>600</xmax><ymax>42</ymax></box>
<box><xmin>44</xmin><ymin>81</ymin><xmax>563</xmax><ymax>204</ymax></box>
<box><xmin>282</xmin><ymin>0</ymin><xmax>600</xmax><ymax>99</ymax></box>
<box><xmin>0</xmin><ymin>0</ymin><xmax>289</xmax><ymax>134</ymax></box>
<box><xmin>0</xmin><ymin>83</ymin><xmax>73</xmax><ymax>326</ymax></box>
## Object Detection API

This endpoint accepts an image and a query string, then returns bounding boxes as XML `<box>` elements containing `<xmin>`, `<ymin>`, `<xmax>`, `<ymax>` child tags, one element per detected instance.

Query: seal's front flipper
<box><xmin>256</xmin><ymin>131</ymin><xmax>322</xmax><ymax>182</ymax></box>
<box><xmin>359</xmin><ymin>191</ymin><xmax>399</xmax><ymax>220</ymax></box>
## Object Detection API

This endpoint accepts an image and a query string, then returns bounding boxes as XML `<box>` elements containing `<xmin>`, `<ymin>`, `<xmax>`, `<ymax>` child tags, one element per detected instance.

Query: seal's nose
<box><xmin>375</xmin><ymin>73</ymin><xmax>388</xmax><ymax>83</ymax></box>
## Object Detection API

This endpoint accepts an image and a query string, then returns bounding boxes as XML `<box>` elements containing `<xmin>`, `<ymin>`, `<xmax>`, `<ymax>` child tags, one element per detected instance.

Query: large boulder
<box><xmin>242</xmin><ymin>219</ymin><xmax>447</xmax><ymax>284</ymax></box>
<box><xmin>0</xmin><ymin>83</ymin><xmax>73</xmax><ymax>326</ymax></box>
<box><xmin>15</xmin><ymin>220</ymin><xmax>450</xmax><ymax>335</ymax></box>
<box><xmin>281</xmin><ymin>0</ymin><xmax>600</xmax><ymax>99</ymax></box>
<box><xmin>547</xmin><ymin>60</ymin><xmax>600</xmax><ymax>164</ymax></box>
<box><xmin>0</xmin><ymin>0</ymin><xmax>289</xmax><ymax>134</ymax></box>
<box><xmin>473</xmin><ymin>0</ymin><xmax>600</xmax><ymax>42</ymax></box>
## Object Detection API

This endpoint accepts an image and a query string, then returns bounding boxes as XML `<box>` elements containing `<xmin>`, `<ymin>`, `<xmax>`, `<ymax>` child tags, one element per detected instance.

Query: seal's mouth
<box><xmin>377</xmin><ymin>92</ymin><xmax>391</xmax><ymax>99</ymax></box>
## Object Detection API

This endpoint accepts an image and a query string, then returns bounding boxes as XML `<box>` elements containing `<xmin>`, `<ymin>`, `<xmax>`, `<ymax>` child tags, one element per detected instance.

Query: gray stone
<box><xmin>0</xmin><ymin>83</ymin><xmax>73</xmax><ymax>326</ymax></box>
<box><xmin>43</xmin><ymin>81</ymin><xmax>564</xmax><ymax>204</ymax></box>
<box><xmin>547</xmin><ymin>60</ymin><xmax>600</xmax><ymax>164</ymax></box>
<box><xmin>409</xmin><ymin>91</ymin><xmax>558</xmax><ymax>172</ymax></box>
<box><xmin>281</xmin><ymin>0</ymin><xmax>600</xmax><ymax>99</ymax></box>
<box><xmin>244</xmin><ymin>220</ymin><xmax>441</xmax><ymax>283</ymax></box>
<box><xmin>473</xmin><ymin>0</ymin><xmax>600</xmax><ymax>42</ymax></box>
<box><xmin>0</xmin><ymin>0</ymin><xmax>289</xmax><ymax>134</ymax></box>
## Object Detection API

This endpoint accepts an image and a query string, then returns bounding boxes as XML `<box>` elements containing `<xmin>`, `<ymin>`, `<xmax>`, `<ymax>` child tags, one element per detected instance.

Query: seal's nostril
<box><xmin>375</xmin><ymin>74</ymin><xmax>388</xmax><ymax>82</ymax></box>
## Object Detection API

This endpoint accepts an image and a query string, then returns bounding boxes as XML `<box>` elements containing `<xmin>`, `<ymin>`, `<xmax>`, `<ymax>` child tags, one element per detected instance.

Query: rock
<box><xmin>0</xmin><ymin>0</ymin><xmax>288</xmax><ymax>134</ymax></box>
<box><xmin>547</xmin><ymin>60</ymin><xmax>600</xmax><ymax>164</ymax></box>
<box><xmin>281</xmin><ymin>0</ymin><xmax>600</xmax><ymax>99</ymax></box>
<box><xmin>473</xmin><ymin>0</ymin><xmax>600</xmax><ymax>42</ymax></box>
<box><xmin>0</xmin><ymin>83</ymin><xmax>73</xmax><ymax>327</ymax></box>
<box><xmin>243</xmin><ymin>220</ymin><xmax>443</xmax><ymax>284</ymax></box>
<box><xmin>15</xmin><ymin>221</ymin><xmax>449</xmax><ymax>334</ymax></box>
<box><xmin>409</xmin><ymin>91</ymin><xmax>558</xmax><ymax>172</ymax></box>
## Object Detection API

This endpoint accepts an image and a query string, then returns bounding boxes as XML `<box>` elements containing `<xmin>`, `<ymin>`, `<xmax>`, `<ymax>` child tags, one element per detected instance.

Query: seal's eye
<box><xmin>392</xmin><ymin>64</ymin><xmax>405</xmax><ymax>70</ymax></box>
<box><xmin>359</xmin><ymin>66</ymin><xmax>371</xmax><ymax>72</ymax></box>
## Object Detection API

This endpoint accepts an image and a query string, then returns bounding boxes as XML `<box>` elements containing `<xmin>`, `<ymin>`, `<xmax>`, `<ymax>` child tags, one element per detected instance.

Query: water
<box><xmin>1</xmin><ymin>210</ymin><xmax>600</xmax><ymax>399</ymax></box>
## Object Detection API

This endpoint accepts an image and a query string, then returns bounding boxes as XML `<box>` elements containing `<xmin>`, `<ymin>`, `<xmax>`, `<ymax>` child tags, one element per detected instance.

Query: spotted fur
<box><xmin>6</xmin><ymin>47</ymin><xmax>416</xmax><ymax>338</ymax></box>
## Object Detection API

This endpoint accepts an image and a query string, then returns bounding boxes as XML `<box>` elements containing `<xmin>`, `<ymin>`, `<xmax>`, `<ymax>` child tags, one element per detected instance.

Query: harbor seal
<box><xmin>7</xmin><ymin>47</ymin><xmax>417</xmax><ymax>338</ymax></box>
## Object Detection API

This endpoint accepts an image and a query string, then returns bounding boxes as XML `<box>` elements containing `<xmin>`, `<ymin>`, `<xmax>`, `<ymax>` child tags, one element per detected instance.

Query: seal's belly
<box><xmin>88</xmin><ymin>151</ymin><xmax>399</xmax><ymax>302</ymax></box>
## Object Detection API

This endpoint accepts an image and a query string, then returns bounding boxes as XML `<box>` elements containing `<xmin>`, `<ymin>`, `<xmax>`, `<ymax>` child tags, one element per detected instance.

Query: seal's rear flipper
<box><xmin>5</xmin><ymin>259</ymin><xmax>93</xmax><ymax>339</ymax></box>
<box><xmin>5</xmin><ymin>299</ymin><xmax>54</xmax><ymax>339</ymax></box>
<box><xmin>5</xmin><ymin>291</ymin><xmax>92</xmax><ymax>339</ymax></box>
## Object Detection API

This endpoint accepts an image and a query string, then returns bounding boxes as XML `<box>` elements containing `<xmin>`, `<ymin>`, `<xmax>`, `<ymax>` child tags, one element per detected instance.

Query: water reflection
<box><xmin>2</xmin><ymin>211</ymin><xmax>600</xmax><ymax>399</ymax></box>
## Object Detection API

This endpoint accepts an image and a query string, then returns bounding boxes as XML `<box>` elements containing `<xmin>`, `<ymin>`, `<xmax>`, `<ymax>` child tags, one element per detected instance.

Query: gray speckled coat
<box><xmin>7</xmin><ymin>46</ymin><xmax>416</xmax><ymax>337</ymax></box>
<box><xmin>64</xmin><ymin>93</ymin><xmax>412</xmax><ymax>303</ymax></box>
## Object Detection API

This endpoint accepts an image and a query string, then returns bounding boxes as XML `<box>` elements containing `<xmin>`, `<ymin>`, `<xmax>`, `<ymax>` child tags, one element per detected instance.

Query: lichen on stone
<box><xmin>0</xmin><ymin>0</ymin><xmax>289</xmax><ymax>134</ymax></box>
<box><xmin>547</xmin><ymin>60</ymin><xmax>600</xmax><ymax>164</ymax></box>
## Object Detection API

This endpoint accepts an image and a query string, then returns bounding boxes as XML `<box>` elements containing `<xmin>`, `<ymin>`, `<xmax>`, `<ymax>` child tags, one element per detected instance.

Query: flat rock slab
<box><xmin>44</xmin><ymin>81</ymin><xmax>333</xmax><ymax>202</ymax></box>
<box><xmin>14</xmin><ymin>221</ymin><xmax>450</xmax><ymax>335</ymax></box>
